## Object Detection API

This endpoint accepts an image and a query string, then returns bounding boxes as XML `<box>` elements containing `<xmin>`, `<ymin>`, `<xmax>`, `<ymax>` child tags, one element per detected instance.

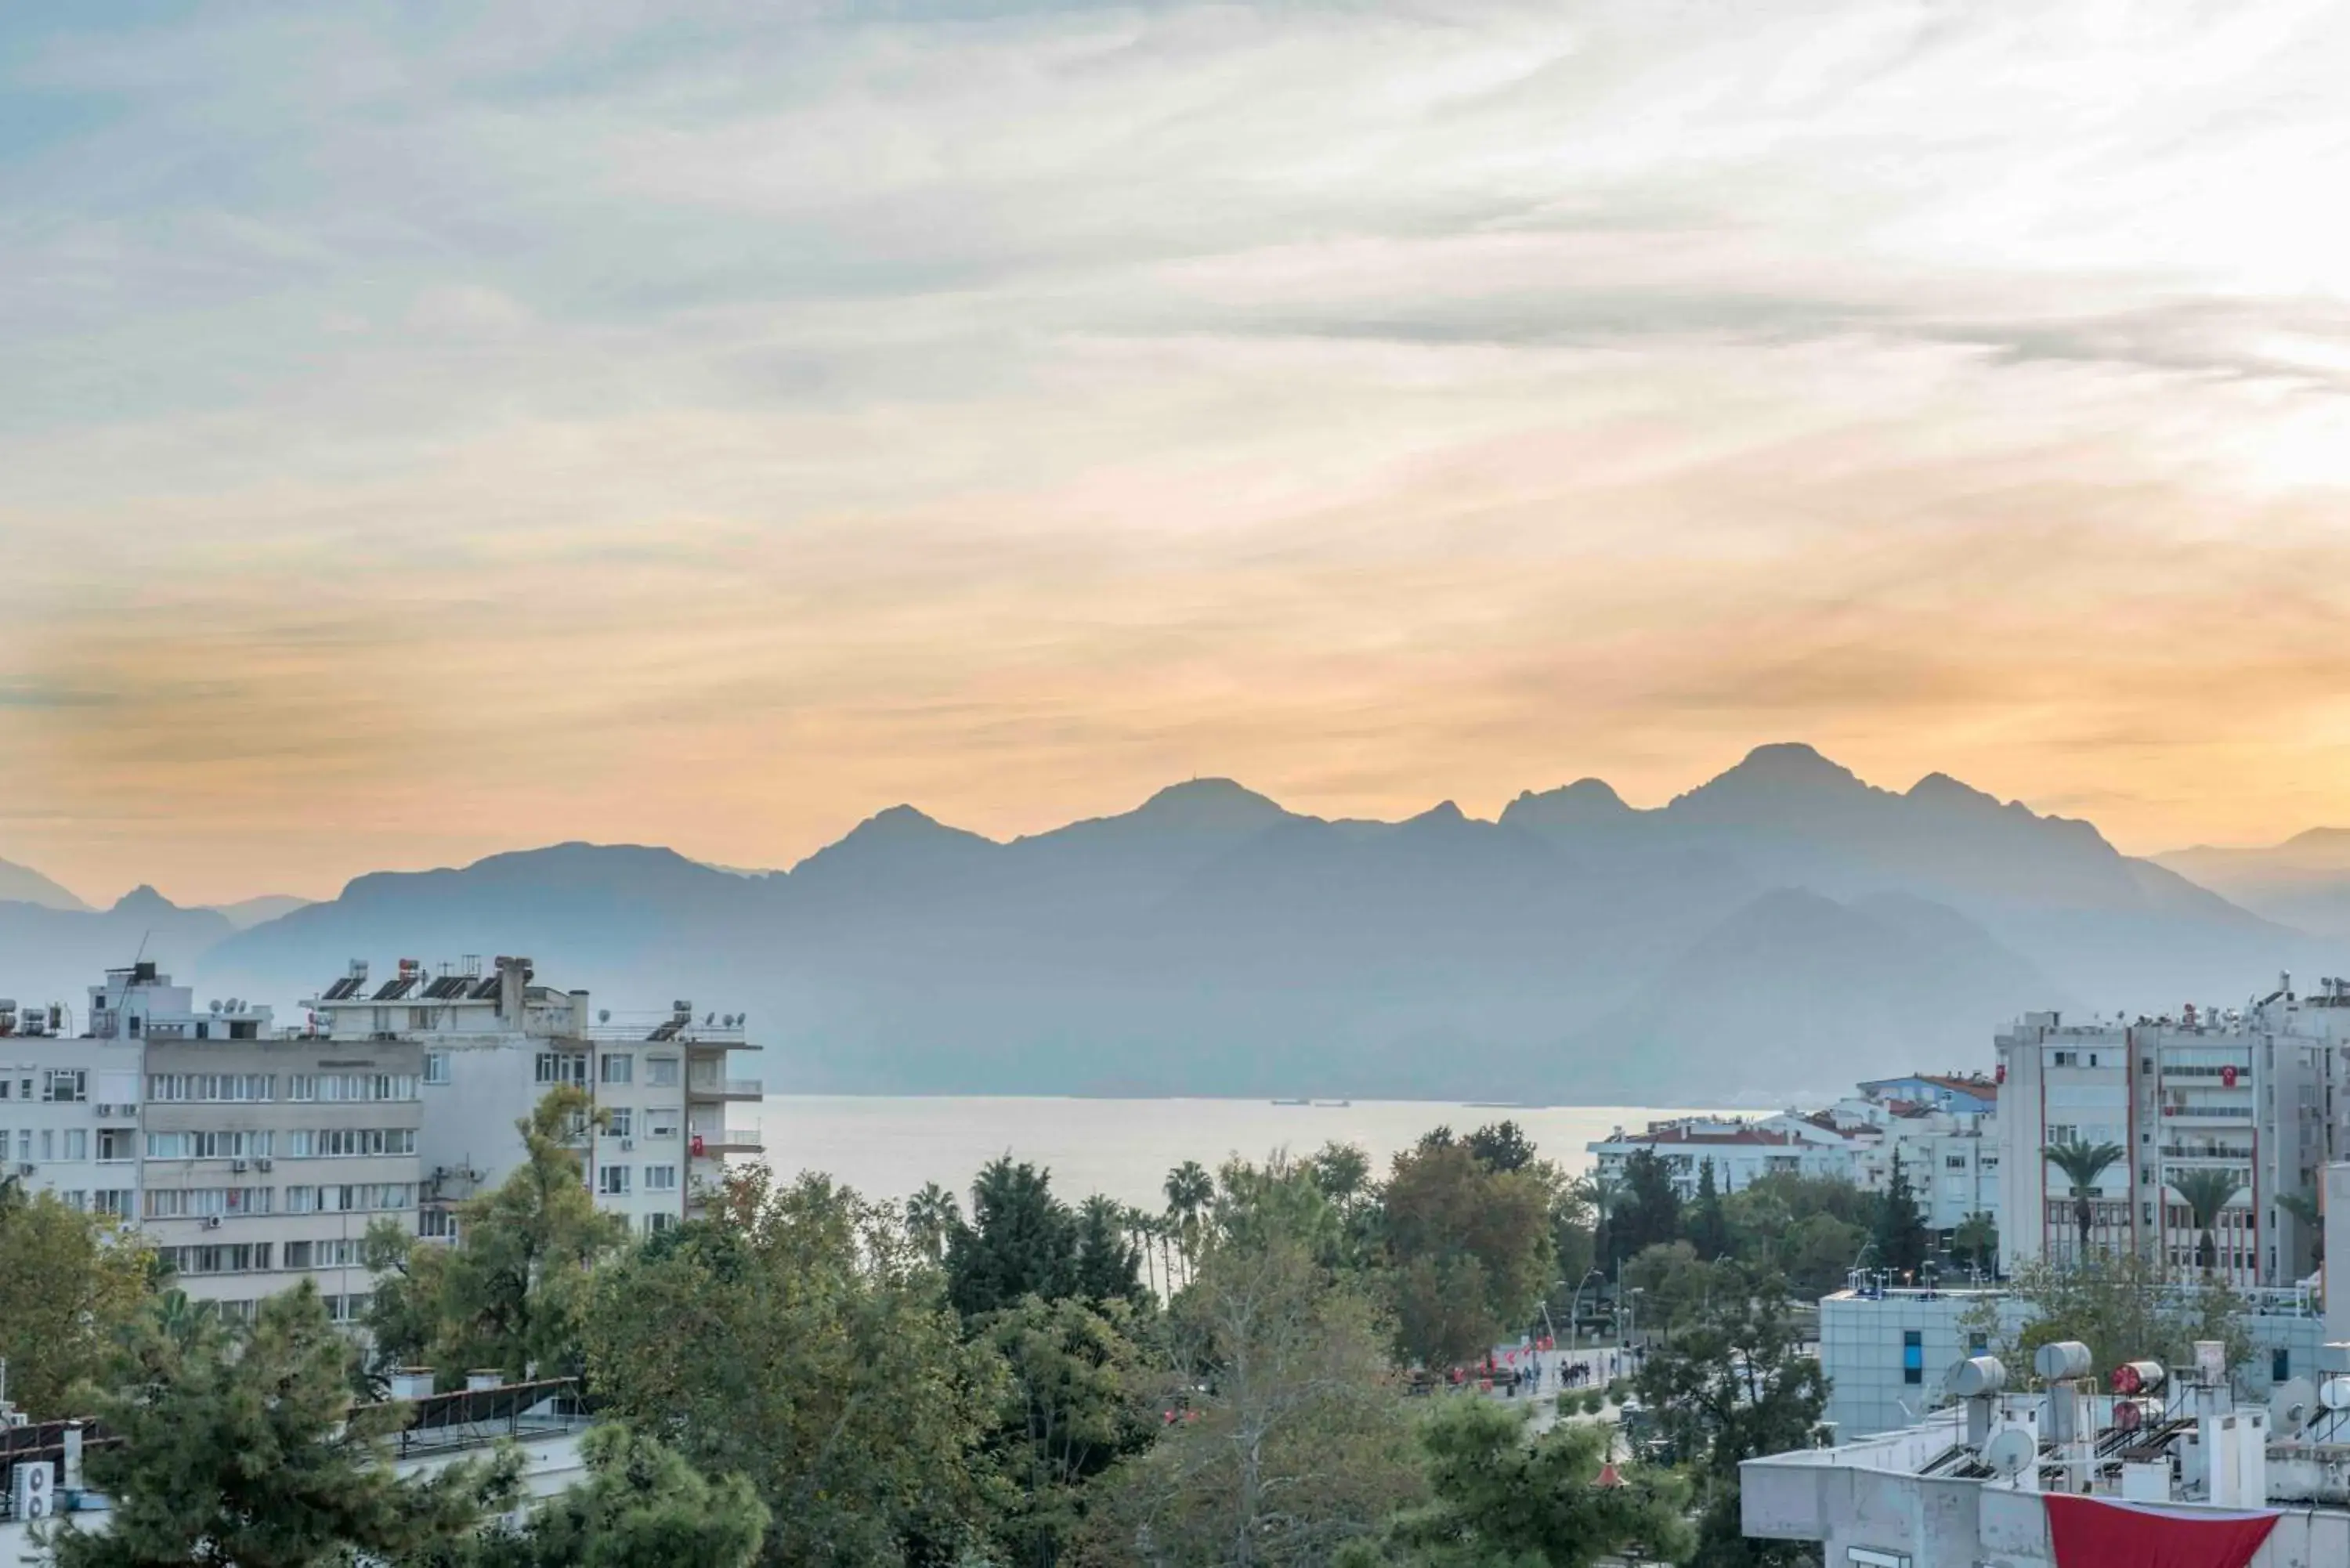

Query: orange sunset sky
<box><xmin>9</xmin><ymin>3</ymin><xmax>2350</xmax><ymax>905</ymax></box>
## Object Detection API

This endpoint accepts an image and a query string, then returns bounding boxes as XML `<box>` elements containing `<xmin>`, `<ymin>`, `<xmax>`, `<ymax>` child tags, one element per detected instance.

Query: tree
<box><xmin>980</xmin><ymin>1295</ymin><xmax>1160</xmax><ymax>1568</ymax></box>
<box><xmin>2279</xmin><ymin>1190</ymin><xmax>2323</xmax><ymax>1270</ymax></box>
<box><xmin>2167</xmin><ymin>1169</ymin><xmax>2244</xmax><ymax>1276</ymax></box>
<box><xmin>1381</xmin><ymin>1137</ymin><xmax>1553</xmax><ymax>1367</ymax></box>
<box><xmin>0</xmin><ymin>1191</ymin><xmax>159</xmax><ymax>1414</ymax></box>
<box><xmin>56</xmin><ymin>1283</ymin><xmax>515</xmax><ymax>1568</ymax></box>
<box><xmin>1579</xmin><ymin>1170</ymin><xmax>1625</xmax><ymax>1274</ymax></box>
<box><xmin>1634</xmin><ymin>1265</ymin><xmax>1826</xmax><ymax>1568</ymax></box>
<box><xmin>368</xmin><ymin>1085</ymin><xmax>629</xmax><ymax>1386</ymax></box>
<box><xmin>1987</xmin><ymin>1251</ymin><xmax>2254</xmax><ymax>1389</ymax></box>
<box><xmin>1614</xmin><ymin>1150</ymin><xmax>1683</xmax><ymax>1262</ymax></box>
<box><xmin>1347</xmin><ymin>1397</ymin><xmax>1694</xmax><ymax>1567</ymax></box>
<box><xmin>2042</xmin><ymin>1140</ymin><xmax>2126</xmax><ymax>1257</ymax></box>
<box><xmin>1074</xmin><ymin>1193</ymin><xmax>1149</xmax><ymax>1308</ymax></box>
<box><xmin>1687</xmin><ymin>1159</ymin><xmax>1732</xmax><ymax>1262</ymax></box>
<box><xmin>1951</xmin><ymin>1211</ymin><xmax>1999</xmax><ymax>1277</ymax></box>
<box><xmin>456</xmin><ymin>1423</ymin><xmax>768</xmax><ymax>1568</ymax></box>
<box><xmin>1463</xmin><ymin>1121</ymin><xmax>1538</xmax><ymax>1176</ymax></box>
<box><xmin>907</xmin><ymin>1181</ymin><xmax>963</xmax><ymax>1265</ymax></box>
<box><xmin>584</xmin><ymin>1169</ymin><xmax>1000</xmax><ymax>1568</ymax></box>
<box><xmin>949</xmin><ymin>1157</ymin><xmax>1079</xmax><ymax>1318</ymax></box>
<box><xmin>1077</xmin><ymin>1230</ymin><xmax>1420</xmax><ymax>1567</ymax></box>
<box><xmin>1163</xmin><ymin>1160</ymin><xmax>1215</xmax><ymax>1284</ymax></box>
<box><xmin>1871</xmin><ymin>1150</ymin><xmax>1930</xmax><ymax>1282</ymax></box>
<box><xmin>1307</xmin><ymin>1141</ymin><xmax>1373</xmax><ymax>1215</ymax></box>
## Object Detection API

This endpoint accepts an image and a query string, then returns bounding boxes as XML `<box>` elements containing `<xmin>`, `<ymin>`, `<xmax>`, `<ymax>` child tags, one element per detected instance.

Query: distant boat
<box><xmin>1271</xmin><ymin>1097</ymin><xmax>1311</xmax><ymax>1106</ymax></box>
<box><xmin>1313</xmin><ymin>1099</ymin><xmax>1351</xmax><ymax>1107</ymax></box>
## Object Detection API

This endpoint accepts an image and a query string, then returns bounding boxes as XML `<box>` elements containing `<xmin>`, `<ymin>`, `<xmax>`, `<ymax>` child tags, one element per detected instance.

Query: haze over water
<box><xmin>750</xmin><ymin>1095</ymin><xmax>1714</xmax><ymax>1212</ymax></box>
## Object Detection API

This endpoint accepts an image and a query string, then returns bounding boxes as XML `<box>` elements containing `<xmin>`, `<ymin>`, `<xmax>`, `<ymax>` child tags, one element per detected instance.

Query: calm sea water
<box><xmin>749</xmin><ymin>1096</ymin><xmax>1714</xmax><ymax>1212</ymax></box>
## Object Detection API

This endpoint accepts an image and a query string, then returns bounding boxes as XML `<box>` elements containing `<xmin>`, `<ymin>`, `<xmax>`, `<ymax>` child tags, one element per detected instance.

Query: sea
<box><xmin>748</xmin><ymin>1096</ymin><xmax>1718</xmax><ymax>1212</ymax></box>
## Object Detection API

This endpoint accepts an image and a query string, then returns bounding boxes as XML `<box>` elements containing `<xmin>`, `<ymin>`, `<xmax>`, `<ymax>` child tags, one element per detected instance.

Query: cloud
<box><xmin>5</xmin><ymin>0</ymin><xmax>2350</xmax><ymax>898</ymax></box>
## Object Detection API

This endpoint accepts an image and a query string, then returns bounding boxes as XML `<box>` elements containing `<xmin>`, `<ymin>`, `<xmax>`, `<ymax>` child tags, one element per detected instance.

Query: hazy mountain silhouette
<box><xmin>2156</xmin><ymin>829</ymin><xmax>2350</xmax><ymax>941</ymax></box>
<box><xmin>206</xmin><ymin>894</ymin><xmax>312</xmax><ymax>930</ymax></box>
<box><xmin>0</xmin><ymin>886</ymin><xmax>231</xmax><ymax>1010</ymax></box>
<box><xmin>15</xmin><ymin>747</ymin><xmax>2347</xmax><ymax>1101</ymax></box>
<box><xmin>0</xmin><ymin>855</ymin><xmax>88</xmax><ymax>912</ymax></box>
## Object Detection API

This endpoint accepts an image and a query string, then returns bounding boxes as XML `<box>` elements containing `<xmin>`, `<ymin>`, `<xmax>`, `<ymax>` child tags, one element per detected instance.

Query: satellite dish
<box><xmin>1983</xmin><ymin>1427</ymin><xmax>2037</xmax><ymax>1480</ymax></box>
<box><xmin>705</xmin><ymin>1011</ymin><xmax>716</xmax><ymax>1027</ymax></box>
<box><xmin>598</xmin><ymin>1010</ymin><xmax>610</xmax><ymax>1024</ymax></box>
<box><xmin>2320</xmin><ymin>1377</ymin><xmax>2350</xmax><ymax>1412</ymax></box>
<box><xmin>2275</xmin><ymin>1377</ymin><xmax>2319</xmax><ymax>1438</ymax></box>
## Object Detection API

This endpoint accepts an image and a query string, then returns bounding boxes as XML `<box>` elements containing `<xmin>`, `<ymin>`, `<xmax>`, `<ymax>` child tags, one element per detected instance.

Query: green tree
<box><xmin>1164</xmin><ymin>1160</ymin><xmax>1215</xmax><ymax>1284</ymax></box>
<box><xmin>1871</xmin><ymin>1150</ymin><xmax>1930</xmax><ymax>1282</ymax></box>
<box><xmin>585</xmin><ymin>1169</ymin><xmax>1000</xmax><ymax>1568</ymax></box>
<box><xmin>949</xmin><ymin>1157</ymin><xmax>1079</xmax><ymax>1318</ymax></box>
<box><xmin>1307</xmin><ymin>1141</ymin><xmax>1373</xmax><ymax>1215</ymax></box>
<box><xmin>1347</xmin><ymin>1397</ymin><xmax>1694</xmax><ymax>1567</ymax></box>
<box><xmin>1634</xmin><ymin>1265</ymin><xmax>1826</xmax><ymax>1568</ymax></box>
<box><xmin>0</xmin><ymin>1191</ymin><xmax>159</xmax><ymax>1414</ymax></box>
<box><xmin>1614</xmin><ymin>1150</ymin><xmax>1683</xmax><ymax>1261</ymax></box>
<box><xmin>2042</xmin><ymin>1140</ymin><xmax>2126</xmax><ymax>1257</ymax></box>
<box><xmin>2167</xmin><ymin>1169</ymin><xmax>2244</xmax><ymax>1276</ymax></box>
<box><xmin>1777</xmin><ymin>1213</ymin><xmax>1867</xmax><ymax>1298</ymax></box>
<box><xmin>56</xmin><ymin>1283</ymin><xmax>515</xmax><ymax>1568</ymax></box>
<box><xmin>1073</xmin><ymin>1193</ymin><xmax>1148</xmax><ymax>1308</ymax></box>
<box><xmin>1463</xmin><ymin>1121</ymin><xmax>1538</xmax><ymax>1175</ymax></box>
<box><xmin>981</xmin><ymin>1295</ymin><xmax>1159</xmax><ymax>1568</ymax></box>
<box><xmin>1382</xmin><ymin>1136</ymin><xmax>1553</xmax><ymax>1368</ymax></box>
<box><xmin>1078</xmin><ymin>1230</ymin><xmax>1419</xmax><ymax>1566</ymax></box>
<box><xmin>907</xmin><ymin>1181</ymin><xmax>964</xmax><ymax>1265</ymax></box>
<box><xmin>456</xmin><ymin>1423</ymin><xmax>768</xmax><ymax>1568</ymax></box>
<box><xmin>1687</xmin><ymin>1159</ymin><xmax>1732</xmax><ymax>1262</ymax></box>
<box><xmin>2279</xmin><ymin>1190</ymin><xmax>2323</xmax><ymax>1271</ymax></box>
<box><xmin>1951</xmin><ymin>1211</ymin><xmax>1999</xmax><ymax>1277</ymax></box>
<box><xmin>1988</xmin><ymin>1251</ymin><xmax>2254</xmax><ymax>1389</ymax></box>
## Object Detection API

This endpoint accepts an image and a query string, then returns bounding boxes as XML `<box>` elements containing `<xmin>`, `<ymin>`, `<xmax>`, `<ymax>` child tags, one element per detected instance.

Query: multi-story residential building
<box><xmin>1994</xmin><ymin>988</ymin><xmax>2334</xmax><ymax>1291</ymax></box>
<box><xmin>0</xmin><ymin>996</ymin><xmax>140</xmax><ymax>1222</ymax></box>
<box><xmin>81</xmin><ymin>962</ymin><xmax>425</xmax><ymax>1321</ymax></box>
<box><xmin>301</xmin><ymin>955</ymin><xmax>761</xmax><ymax>1239</ymax></box>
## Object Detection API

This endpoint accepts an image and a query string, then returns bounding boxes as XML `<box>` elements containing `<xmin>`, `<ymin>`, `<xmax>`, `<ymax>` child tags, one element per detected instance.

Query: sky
<box><xmin>9</xmin><ymin>1</ymin><xmax>2350</xmax><ymax>905</ymax></box>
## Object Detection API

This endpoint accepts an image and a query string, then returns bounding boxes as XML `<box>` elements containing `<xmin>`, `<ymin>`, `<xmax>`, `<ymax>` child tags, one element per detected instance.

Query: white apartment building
<box><xmin>1994</xmin><ymin>985</ymin><xmax>2341</xmax><ymax>1291</ymax></box>
<box><xmin>302</xmin><ymin>956</ymin><xmax>761</xmax><ymax>1239</ymax></box>
<box><xmin>0</xmin><ymin>999</ymin><xmax>139</xmax><ymax>1223</ymax></box>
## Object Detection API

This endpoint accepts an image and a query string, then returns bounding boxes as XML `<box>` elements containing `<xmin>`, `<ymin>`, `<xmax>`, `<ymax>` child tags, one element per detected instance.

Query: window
<box><xmin>420</xmin><ymin>1208</ymin><xmax>457</xmax><ymax>1240</ymax></box>
<box><xmin>2052</xmin><ymin>1051</ymin><xmax>2075</xmax><ymax>1067</ymax></box>
<box><xmin>39</xmin><ymin>1129</ymin><xmax>52</xmax><ymax>1162</ymax></box>
<box><xmin>13</xmin><ymin>1129</ymin><xmax>25</xmax><ymax>1162</ymax></box>
<box><xmin>148</xmin><ymin>1074</ymin><xmax>274</xmax><ymax>1103</ymax></box>
<box><xmin>1945</xmin><ymin>1156</ymin><xmax>1966</xmax><ymax>1169</ymax></box>
<box><xmin>2048</xmin><ymin>1123</ymin><xmax>2077</xmax><ymax>1146</ymax></box>
<box><xmin>533</xmin><ymin>1053</ymin><xmax>588</xmax><ymax>1088</ymax></box>
<box><xmin>1902</xmin><ymin>1331</ymin><xmax>1923</xmax><ymax>1385</ymax></box>
<box><xmin>63</xmin><ymin>1129</ymin><xmax>87</xmax><ymax>1162</ymax></box>
<box><xmin>423</xmin><ymin>1051</ymin><xmax>450</xmax><ymax>1086</ymax></box>
<box><xmin>1968</xmin><ymin>1331</ymin><xmax>1989</xmax><ymax>1354</ymax></box>
<box><xmin>600</xmin><ymin>1052</ymin><xmax>634</xmax><ymax>1086</ymax></box>
<box><xmin>284</xmin><ymin>1240</ymin><xmax>313</xmax><ymax>1269</ymax></box>
<box><xmin>309</xmin><ymin>1127</ymin><xmax>416</xmax><ymax>1158</ymax></box>
<box><xmin>606</xmin><ymin>1107</ymin><xmax>634</xmax><ymax>1139</ymax></box>
<box><xmin>644</xmin><ymin>1212</ymin><xmax>676</xmax><ymax>1235</ymax></box>
<box><xmin>646</xmin><ymin>1057</ymin><xmax>680</xmax><ymax>1087</ymax></box>
<box><xmin>2275</xmin><ymin>1348</ymin><xmax>2291</xmax><ymax>1382</ymax></box>
<box><xmin>645</xmin><ymin>1164</ymin><xmax>678</xmax><ymax>1191</ymax></box>
<box><xmin>648</xmin><ymin>1111</ymin><xmax>681</xmax><ymax>1140</ymax></box>
<box><xmin>42</xmin><ymin>1068</ymin><xmax>87</xmax><ymax>1103</ymax></box>
<box><xmin>93</xmin><ymin>1189</ymin><xmax>133</xmax><ymax>1217</ymax></box>
<box><xmin>598</xmin><ymin>1165</ymin><xmax>632</xmax><ymax>1196</ymax></box>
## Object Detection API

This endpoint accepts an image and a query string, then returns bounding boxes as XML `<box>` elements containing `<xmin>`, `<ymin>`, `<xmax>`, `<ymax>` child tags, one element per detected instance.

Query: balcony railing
<box><xmin>690</xmin><ymin>1127</ymin><xmax>764</xmax><ymax>1154</ymax></box>
<box><xmin>687</xmin><ymin>1076</ymin><xmax>765</xmax><ymax>1099</ymax></box>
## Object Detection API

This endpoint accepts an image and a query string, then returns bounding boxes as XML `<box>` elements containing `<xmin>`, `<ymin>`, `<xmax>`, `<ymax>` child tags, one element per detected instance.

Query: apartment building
<box><xmin>74</xmin><ymin>963</ymin><xmax>426</xmax><ymax>1321</ymax></box>
<box><xmin>0</xmin><ymin>997</ymin><xmax>139</xmax><ymax>1222</ymax></box>
<box><xmin>302</xmin><ymin>955</ymin><xmax>761</xmax><ymax>1238</ymax></box>
<box><xmin>1994</xmin><ymin>984</ymin><xmax>2342</xmax><ymax>1290</ymax></box>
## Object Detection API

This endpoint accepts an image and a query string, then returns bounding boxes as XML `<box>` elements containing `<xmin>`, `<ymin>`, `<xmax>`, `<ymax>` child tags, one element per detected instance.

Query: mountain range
<box><xmin>5</xmin><ymin>742</ymin><xmax>2347</xmax><ymax>1104</ymax></box>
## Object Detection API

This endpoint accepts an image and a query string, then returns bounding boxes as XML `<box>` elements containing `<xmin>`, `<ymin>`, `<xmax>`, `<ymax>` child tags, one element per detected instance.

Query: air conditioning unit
<box><xmin>14</xmin><ymin>1163</ymin><xmax>31</xmax><ymax>1177</ymax></box>
<box><xmin>256</xmin><ymin>1158</ymin><xmax>273</xmax><ymax>1172</ymax></box>
<box><xmin>619</xmin><ymin>1138</ymin><xmax>634</xmax><ymax>1151</ymax></box>
<box><xmin>201</xmin><ymin>1216</ymin><xmax>223</xmax><ymax>1230</ymax></box>
<box><xmin>95</xmin><ymin>1104</ymin><xmax>112</xmax><ymax>1117</ymax></box>
<box><xmin>231</xmin><ymin>1159</ymin><xmax>248</xmax><ymax>1173</ymax></box>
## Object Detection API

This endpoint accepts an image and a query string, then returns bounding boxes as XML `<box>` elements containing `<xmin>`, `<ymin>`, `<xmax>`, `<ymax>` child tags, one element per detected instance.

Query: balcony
<box><xmin>2160</xmin><ymin>1144</ymin><xmax>2254</xmax><ymax>1162</ymax></box>
<box><xmin>689</xmin><ymin>1127</ymin><xmax>764</xmax><ymax>1155</ymax></box>
<box><xmin>687</xmin><ymin>1076</ymin><xmax>765</xmax><ymax>1101</ymax></box>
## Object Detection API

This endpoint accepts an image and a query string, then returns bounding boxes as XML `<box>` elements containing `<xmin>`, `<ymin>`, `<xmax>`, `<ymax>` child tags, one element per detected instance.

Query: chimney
<box><xmin>496</xmin><ymin>956</ymin><xmax>533</xmax><ymax>1020</ymax></box>
<box><xmin>568</xmin><ymin>989</ymin><xmax>591</xmax><ymax>1037</ymax></box>
<box><xmin>389</xmin><ymin>1368</ymin><xmax>436</xmax><ymax>1401</ymax></box>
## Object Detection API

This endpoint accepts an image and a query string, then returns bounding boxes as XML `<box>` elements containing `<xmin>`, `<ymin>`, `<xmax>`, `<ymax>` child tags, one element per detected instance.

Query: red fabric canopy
<box><xmin>2044</xmin><ymin>1495</ymin><xmax>2280</xmax><ymax>1568</ymax></box>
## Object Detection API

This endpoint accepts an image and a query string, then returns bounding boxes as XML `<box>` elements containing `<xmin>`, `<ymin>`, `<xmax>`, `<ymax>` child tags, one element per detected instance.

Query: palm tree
<box><xmin>1581</xmin><ymin>1170</ymin><xmax>1625</xmax><ymax>1271</ymax></box>
<box><xmin>905</xmin><ymin>1180</ymin><xmax>962</xmax><ymax>1265</ymax></box>
<box><xmin>1123</xmin><ymin>1207</ymin><xmax>1159</xmax><ymax>1297</ymax></box>
<box><xmin>2168</xmin><ymin>1168</ymin><xmax>2245</xmax><ymax>1277</ymax></box>
<box><xmin>2043</xmin><ymin>1140</ymin><xmax>2127</xmax><ymax>1258</ymax></box>
<box><xmin>1952</xmin><ymin>1210</ymin><xmax>1999</xmax><ymax>1276</ymax></box>
<box><xmin>1164</xmin><ymin>1160</ymin><xmax>1213</xmax><ymax>1285</ymax></box>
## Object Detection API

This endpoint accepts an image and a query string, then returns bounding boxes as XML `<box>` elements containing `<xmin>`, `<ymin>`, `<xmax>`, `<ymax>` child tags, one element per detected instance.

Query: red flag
<box><xmin>2044</xmin><ymin>1495</ymin><xmax>2278</xmax><ymax>1568</ymax></box>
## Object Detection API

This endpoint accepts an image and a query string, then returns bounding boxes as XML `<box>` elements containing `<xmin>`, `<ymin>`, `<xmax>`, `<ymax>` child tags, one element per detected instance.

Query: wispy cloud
<box><xmin>5</xmin><ymin>1</ymin><xmax>2350</xmax><ymax>899</ymax></box>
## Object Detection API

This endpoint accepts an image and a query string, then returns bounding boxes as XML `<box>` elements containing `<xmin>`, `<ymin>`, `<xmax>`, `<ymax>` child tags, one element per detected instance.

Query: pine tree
<box><xmin>1873</xmin><ymin>1150</ymin><xmax>1930</xmax><ymax>1282</ymax></box>
<box><xmin>1687</xmin><ymin>1158</ymin><xmax>1733</xmax><ymax>1261</ymax></box>
<box><xmin>459</xmin><ymin>1423</ymin><xmax>767</xmax><ymax>1568</ymax></box>
<box><xmin>55</xmin><ymin>1283</ymin><xmax>515</xmax><ymax>1568</ymax></box>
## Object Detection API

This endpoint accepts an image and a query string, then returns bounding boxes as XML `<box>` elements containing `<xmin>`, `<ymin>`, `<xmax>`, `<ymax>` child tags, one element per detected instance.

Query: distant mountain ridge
<box><xmin>8</xmin><ymin>746</ymin><xmax>2347</xmax><ymax>1102</ymax></box>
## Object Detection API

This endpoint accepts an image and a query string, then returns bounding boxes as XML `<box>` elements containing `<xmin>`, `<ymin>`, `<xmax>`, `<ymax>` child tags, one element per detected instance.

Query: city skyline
<box><xmin>10</xmin><ymin>3</ymin><xmax>2350</xmax><ymax>901</ymax></box>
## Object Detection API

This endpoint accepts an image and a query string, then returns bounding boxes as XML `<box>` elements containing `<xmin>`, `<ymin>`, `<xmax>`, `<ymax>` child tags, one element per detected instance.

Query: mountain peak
<box><xmin>1499</xmin><ymin>777</ymin><xmax>1632</xmax><ymax>830</ymax></box>
<box><xmin>0</xmin><ymin>854</ymin><xmax>91</xmax><ymax>912</ymax></box>
<box><xmin>110</xmin><ymin>883</ymin><xmax>183</xmax><ymax>915</ymax></box>
<box><xmin>1907</xmin><ymin>771</ymin><xmax>2002</xmax><ymax>811</ymax></box>
<box><xmin>1669</xmin><ymin>742</ymin><xmax>1871</xmax><ymax>815</ymax></box>
<box><xmin>1128</xmin><ymin>778</ymin><xmax>1288</xmax><ymax>829</ymax></box>
<box><xmin>1730</xmin><ymin>742</ymin><xmax>1861</xmax><ymax>786</ymax></box>
<box><xmin>1408</xmin><ymin>799</ymin><xmax>1469</xmax><ymax>826</ymax></box>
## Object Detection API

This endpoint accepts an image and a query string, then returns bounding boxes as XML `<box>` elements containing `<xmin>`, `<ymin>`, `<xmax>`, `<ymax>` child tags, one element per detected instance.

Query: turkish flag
<box><xmin>2044</xmin><ymin>1495</ymin><xmax>2279</xmax><ymax>1568</ymax></box>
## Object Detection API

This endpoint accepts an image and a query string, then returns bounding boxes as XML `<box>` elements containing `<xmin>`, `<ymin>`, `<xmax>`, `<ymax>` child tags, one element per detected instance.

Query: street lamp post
<box><xmin>1566</xmin><ymin>1268</ymin><xmax>1605</xmax><ymax>1350</ymax></box>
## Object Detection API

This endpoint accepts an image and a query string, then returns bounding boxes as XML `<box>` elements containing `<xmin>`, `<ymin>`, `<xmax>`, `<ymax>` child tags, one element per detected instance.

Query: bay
<box><xmin>750</xmin><ymin>1095</ymin><xmax>1716</xmax><ymax>1212</ymax></box>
